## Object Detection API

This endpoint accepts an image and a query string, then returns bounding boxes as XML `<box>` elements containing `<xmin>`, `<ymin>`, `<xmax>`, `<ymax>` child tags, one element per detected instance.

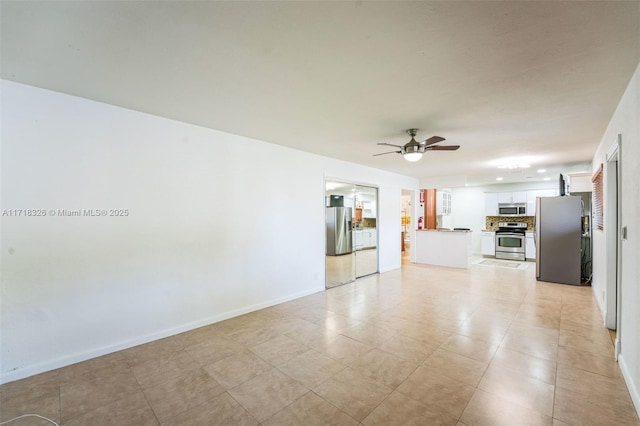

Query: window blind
<box><xmin>592</xmin><ymin>164</ymin><xmax>604</xmax><ymax>230</ymax></box>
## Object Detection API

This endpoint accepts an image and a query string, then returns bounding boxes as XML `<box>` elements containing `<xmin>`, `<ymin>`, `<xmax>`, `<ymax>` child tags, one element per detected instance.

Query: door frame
<box><xmin>401</xmin><ymin>189</ymin><xmax>415</xmax><ymax>264</ymax></box>
<box><xmin>353</xmin><ymin>184</ymin><xmax>379</xmax><ymax>279</ymax></box>
<box><xmin>604</xmin><ymin>134</ymin><xmax>622</xmax><ymax>358</ymax></box>
<box><xmin>323</xmin><ymin>177</ymin><xmax>379</xmax><ymax>288</ymax></box>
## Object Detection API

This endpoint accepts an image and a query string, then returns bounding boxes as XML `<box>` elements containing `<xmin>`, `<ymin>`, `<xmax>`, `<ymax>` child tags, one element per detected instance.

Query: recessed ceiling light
<box><xmin>544</xmin><ymin>177</ymin><xmax>551</xmax><ymax>181</ymax></box>
<box><xmin>496</xmin><ymin>177</ymin><xmax>504</xmax><ymax>181</ymax></box>
<box><xmin>497</xmin><ymin>163</ymin><xmax>530</xmax><ymax>169</ymax></box>
<box><xmin>494</xmin><ymin>156</ymin><xmax>535</xmax><ymax>170</ymax></box>
<box><xmin>537</xmin><ymin>168</ymin><xmax>547</xmax><ymax>173</ymax></box>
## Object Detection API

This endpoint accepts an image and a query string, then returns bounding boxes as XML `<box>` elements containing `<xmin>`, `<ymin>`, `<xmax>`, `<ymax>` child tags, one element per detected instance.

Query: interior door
<box><xmin>325</xmin><ymin>180</ymin><xmax>356</xmax><ymax>288</ymax></box>
<box><xmin>354</xmin><ymin>185</ymin><xmax>378</xmax><ymax>278</ymax></box>
<box><xmin>325</xmin><ymin>180</ymin><xmax>379</xmax><ymax>288</ymax></box>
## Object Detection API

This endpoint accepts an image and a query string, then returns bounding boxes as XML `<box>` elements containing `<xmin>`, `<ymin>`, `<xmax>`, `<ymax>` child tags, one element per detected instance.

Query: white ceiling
<box><xmin>2</xmin><ymin>1</ymin><xmax>638</xmax><ymax>186</ymax></box>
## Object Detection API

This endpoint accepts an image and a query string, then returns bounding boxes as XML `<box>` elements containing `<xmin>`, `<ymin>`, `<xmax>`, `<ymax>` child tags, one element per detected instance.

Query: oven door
<box><xmin>495</xmin><ymin>232</ymin><xmax>525</xmax><ymax>260</ymax></box>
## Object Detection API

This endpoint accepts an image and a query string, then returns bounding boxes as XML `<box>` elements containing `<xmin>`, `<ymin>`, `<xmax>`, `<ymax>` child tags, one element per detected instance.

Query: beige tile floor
<box><xmin>326</xmin><ymin>248</ymin><xmax>378</xmax><ymax>288</ymax></box>
<box><xmin>2</xmin><ymin>260</ymin><xmax>639</xmax><ymax>425</ymax></box>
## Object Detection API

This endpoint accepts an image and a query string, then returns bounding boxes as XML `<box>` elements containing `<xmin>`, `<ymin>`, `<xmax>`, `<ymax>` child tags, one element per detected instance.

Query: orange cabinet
<box><xmin>354</xmin><ymin>208</ymin><xmax>363</xmax><ymax>223</ymax></box>
<box><xmin>423</xmin><ymin>189</ymin><xmax>437</xmax><ymax>230</ymax></box>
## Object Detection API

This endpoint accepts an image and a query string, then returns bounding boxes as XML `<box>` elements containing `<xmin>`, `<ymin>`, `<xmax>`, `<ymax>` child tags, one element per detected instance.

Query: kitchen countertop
<box><xmin>417</xmin><ymin>229</ymin><xmax>472</xmax><ymax>233</ymax></box>
<box><xmin>482</xmin><ymin>228</ymin><xmax>534</xmax><ymax>233</ymax></box>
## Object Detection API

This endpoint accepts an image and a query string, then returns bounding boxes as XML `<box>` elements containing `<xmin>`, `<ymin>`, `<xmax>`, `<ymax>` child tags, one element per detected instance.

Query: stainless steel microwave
<box><xmin>498</xmin><ymin>203</ymin><xmax>526</xmax><ymax>216</ymax></box>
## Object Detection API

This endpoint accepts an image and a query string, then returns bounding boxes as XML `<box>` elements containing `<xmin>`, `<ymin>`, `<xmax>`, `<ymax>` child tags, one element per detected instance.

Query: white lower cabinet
<box><xmin>525</xmin><ymin>232</ymin><xmax>536</xmax><ymax>260</ymax></box>
<box><xmin>354</xmin><ymin>230</ymin><xmax>363</xmax><ymax>250</ymax></box>
<box><xmin>355</xmin><ymin>229</ymin><xmax>376</xmax><ymax>249</ymax></box>
<box><xmin>366</xmin><ymin>230</ymin><xmax>376</xmax><ymax>248</ymax></box>
<box><xmin>481</xmin><ymin>231</ymin><xmax>495</xmax><ymax>256</ymax></box>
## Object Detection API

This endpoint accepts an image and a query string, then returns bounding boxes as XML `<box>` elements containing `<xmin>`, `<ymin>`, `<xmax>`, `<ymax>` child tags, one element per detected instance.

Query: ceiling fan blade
<box><xmin>426</xmin><ymin>145</ymin><xmax>460</xmax><ymax>151</ymax></box>
<box><xmin>373</xmin><ymin>150</ymin><xmax>402</xmax><ymax>156</ymax></box>
<box><xmin>422</xmin><ymin>136</ymin><xmax>446</xmax><ymax>146</ymax></box>
<box><xmin>377</xmin><ymin>142</ymin><xmax>404</xmax><ymax>148</ymax></box>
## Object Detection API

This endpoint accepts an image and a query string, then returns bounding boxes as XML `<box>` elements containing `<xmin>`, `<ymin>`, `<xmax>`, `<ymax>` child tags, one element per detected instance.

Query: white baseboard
<box><xmin>0</xmin><ymin>286</ymin><xmax>323</xmax><ymax>385</ymax></box>
<box><xmin>379</xmin><ymin>263</ymin><xmax>401</xmax><ymax>274</ymax></box>
<box><xmin>592</xmin><ymin>285</ymin><xmax>607</xmax><ymax>323</ymax></box>
<box><xmin>618</xmin><ymin>354</ymin><xmax>640</xmax><ymax>419</ymax></box>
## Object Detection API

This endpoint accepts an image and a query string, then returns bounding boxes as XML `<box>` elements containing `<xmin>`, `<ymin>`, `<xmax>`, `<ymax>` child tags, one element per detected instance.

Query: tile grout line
<box><xmin>128</xmin><ymin>361</ymin><xmax>163</xmax><ymax>426</ymax></box>
<box><xmin>57</xmin><ymin>378</ymin><xmax>62</xmax><ymax>425</ymax></box>
<box><xmin>222</xmin><ymin>390</ymin><xmax>261</xmax><ymax>425</ymax></box>
<box><xmin>453</xmin><ymin>304</ymin><xmax>505</xmax><ymax>424</ymax></box>
<box><xmin>551</xmin><ymin>302</ymin><xmax>561</xmax><ymax>424</ymax></box>
<box><xmin>359</xmin><ymin>345</ymin><xmax>431</xmax><ymax>420</ymax></box>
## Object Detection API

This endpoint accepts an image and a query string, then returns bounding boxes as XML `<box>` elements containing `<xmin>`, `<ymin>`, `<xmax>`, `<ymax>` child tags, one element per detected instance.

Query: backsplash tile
<box><xmin>355</xmin><ymin>218</ymin><xmax>377</xmax><ymax>229</ymax></box>
<box><xmin>362</xmin><ymin>218</ymin><xmax>376</xmax><ymax>228</ymax></box>
<box><xmin>485</xmin><ymin>216</ymin><xmax>534</xmax><ymax>231</ymax></box>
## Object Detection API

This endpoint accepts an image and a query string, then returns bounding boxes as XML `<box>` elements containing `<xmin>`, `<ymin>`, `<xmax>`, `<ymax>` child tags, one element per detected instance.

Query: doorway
<box><xmin>401</xmin><ymin>189</ymin><xmax>413</xmax><ymax>264</ymax></box>
<box><xmin>325</xmin><ymin>179</ymin><xmax>378</xmax><ymax>288</ymax></box>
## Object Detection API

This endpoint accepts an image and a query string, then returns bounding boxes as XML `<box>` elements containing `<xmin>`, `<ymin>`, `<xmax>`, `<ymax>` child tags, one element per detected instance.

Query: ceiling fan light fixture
<box><xmin>373</xmin><ymin>129</ymin><xmax>458</xmax><ymax>161</ymax></box>
<box><xmin>403</xmin><ymin>140</ymin><xmax>424</xmax><ymax>162</ymax></box>
<box><xmin>403</xmin><ymin>152</ymin><xmax>423</xmax><ymax>162</ymax></box>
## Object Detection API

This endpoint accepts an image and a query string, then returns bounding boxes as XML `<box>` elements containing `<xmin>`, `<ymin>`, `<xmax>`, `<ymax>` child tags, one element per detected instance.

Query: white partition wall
<box><xmin>0</xmin><ymin>80</ymin><xmax>418</xmax><ymax>383</ymax></box>
<box><xmin>591</xmin><ymin>62</ymin><xmax>640</xmax><ymax>417</ymax></box>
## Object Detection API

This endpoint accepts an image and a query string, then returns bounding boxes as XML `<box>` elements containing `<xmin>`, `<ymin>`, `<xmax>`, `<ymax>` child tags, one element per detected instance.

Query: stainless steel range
<box><xmin>495</xmin><ymin>222</ymin><xmax>527</xmax><ymax>261</ymax></box>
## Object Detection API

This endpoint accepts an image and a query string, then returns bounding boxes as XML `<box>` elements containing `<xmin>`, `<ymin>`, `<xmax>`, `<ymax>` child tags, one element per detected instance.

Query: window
<box><xmin>592</xmin><ymin>164</ymin><xmax>603</xmax><ymax>230</ymax></box>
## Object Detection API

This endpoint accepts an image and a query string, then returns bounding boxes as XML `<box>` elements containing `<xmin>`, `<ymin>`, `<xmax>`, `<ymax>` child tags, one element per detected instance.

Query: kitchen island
<box><xmin>415</xmin><ymin>229</ymin><xmax>472</xmax><ymax>269</ymax></box>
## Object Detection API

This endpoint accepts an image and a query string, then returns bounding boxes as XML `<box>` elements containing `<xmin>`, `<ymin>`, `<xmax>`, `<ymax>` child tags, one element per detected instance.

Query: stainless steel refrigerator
<box><xmin>326</xmin><ymin>207</ymin><xmax>353</xmax><ymax>255</ymax></box>
<box><xmin>535</xmin><ymin>196</ymin><xmax>582</xmax><ymax>285</ymax></box>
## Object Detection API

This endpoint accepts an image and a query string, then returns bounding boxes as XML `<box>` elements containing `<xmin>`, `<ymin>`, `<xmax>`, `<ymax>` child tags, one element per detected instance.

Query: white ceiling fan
<box><xmin>374</xmin><ymin>129</ymin><xmax>460</xmax><ymax>162</ymax></box>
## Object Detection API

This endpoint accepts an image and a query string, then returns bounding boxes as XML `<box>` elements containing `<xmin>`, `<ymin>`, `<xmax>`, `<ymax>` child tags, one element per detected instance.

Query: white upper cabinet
<box><xmin>497</xmin><ymin>192</ymin><xmax>511</xmax><ymax>203</ymax></box>
<box><xmin>484</xmin><ymin>193</ymin><xmax>498</xmax><ymax>216</ymax></box>
<box><xmin>362</xmin><ymin>200</ymin><xmax>376</xmax><ymax>218</ymax></box>
<box><xmin>357</xmin><ymin>194</ymin><xmax>376</xmax><ymax>218</ymax></box>
<box><xmin>512</xmin><ymin>191</ymin><xmax>527</xmax><ymax>203</ymax></box>
<box><xmin>498</xmin><ymin>191</ymin><xmax>527</xmax><ymax>204</ymax></box>
<box><xmin>437</xmin><ymin>191</ymin><xmax>452</xmax><ymax>216</ymax></box>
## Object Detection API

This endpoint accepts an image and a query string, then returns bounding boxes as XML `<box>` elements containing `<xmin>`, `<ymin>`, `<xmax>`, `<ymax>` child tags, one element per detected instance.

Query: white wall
<box><xmin>591</xmin><ymin>62</ymin><xmax>640</xmax><ymax>416</ymax></box>
<box><xmin>450</xmin><ymin>188</ymin><xmax>486</xmax><ymax>253</ymax></box>
<box><xmin>0</xmin><ymin>80</ymin><xmax>418</xmax><ymax>383</ymax></box>
<box><xmin>567</xmin><ymin>173</ymin><xmax>593</xmax><ymax>193</ymax></box>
